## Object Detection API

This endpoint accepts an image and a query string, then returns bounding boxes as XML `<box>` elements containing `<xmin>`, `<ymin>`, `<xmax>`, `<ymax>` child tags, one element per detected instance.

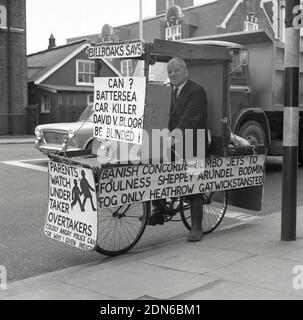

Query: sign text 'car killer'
<box><xmin>87</xmin><ymin>41</ymin><xmax>144</xmax><ymax>59</ymax></box>
<box><xmin>94</xmin><ymin>77</ymin><xmax>146</xmax><ymax>144</ymax></box>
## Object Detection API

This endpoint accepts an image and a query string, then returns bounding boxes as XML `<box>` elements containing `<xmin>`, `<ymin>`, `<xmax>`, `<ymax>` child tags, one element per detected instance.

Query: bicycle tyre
<box><xmin>96</xmin><ymin>201</ymin><xmax>150</xmax><ymax>256</ymax></box>
<box><xmin>180</xmin><ymin>191</ymin><xmax>228</xmax><ymax>234</ymax></box>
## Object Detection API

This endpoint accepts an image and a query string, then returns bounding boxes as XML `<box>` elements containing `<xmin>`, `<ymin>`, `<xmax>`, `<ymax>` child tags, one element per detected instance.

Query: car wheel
<box><xmin>85</xmin><ymin>140</ymin><xmax>93</xmax><ymax>151</ymax></box>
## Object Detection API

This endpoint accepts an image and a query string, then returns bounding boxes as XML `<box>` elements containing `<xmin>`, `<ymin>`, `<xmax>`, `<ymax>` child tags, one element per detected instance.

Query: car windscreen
<box><xmin>78</xmin><ymin>105</ymin><xmax>94</xmax><ymax>122</ymax></box>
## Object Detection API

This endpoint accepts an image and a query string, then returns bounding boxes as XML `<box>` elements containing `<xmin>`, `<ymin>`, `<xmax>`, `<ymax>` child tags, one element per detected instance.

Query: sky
<box><xmin>26</xmin><ymin>0</ymin><xmax>211</xmax><ymax>54</ymax></box>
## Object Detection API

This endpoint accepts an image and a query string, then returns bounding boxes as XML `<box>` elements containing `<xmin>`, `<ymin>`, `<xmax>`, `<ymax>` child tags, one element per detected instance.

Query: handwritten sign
<box><xmin>87</xmin><ymin>40</ymin><xmax>144</xmax><ymax>59</ymax></box>
<box><xmin>98</xmin><ymin>155</ymin><xmax>266</xmax><ymax>208</ymax></box>
<box><xmin>94</xmin><ymin>77</ymin><xmax>146</xmax><ymax>145</ymax></box>
<box><xmin>44</xmin><ymin>162</ymin><xmax>98</xmax><ymax>251</ymax></box>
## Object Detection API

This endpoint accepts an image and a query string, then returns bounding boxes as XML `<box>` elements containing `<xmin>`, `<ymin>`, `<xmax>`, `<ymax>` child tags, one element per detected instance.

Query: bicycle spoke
<box><xmin>96</xmin><ymin>202</ymin><xmax>148</xmax><ymax>256</ymax></box>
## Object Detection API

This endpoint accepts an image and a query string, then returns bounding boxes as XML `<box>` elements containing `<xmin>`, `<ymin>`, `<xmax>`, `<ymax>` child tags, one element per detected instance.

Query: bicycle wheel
<box><xmin>96</xmin><ymin>201</ymin><xmax>150</xmax><ymax>256</ymax></box>
<box><xmin>180</xmin><ymin>191</ymin><xmax>228</xmax><ymax>234</ymax></box>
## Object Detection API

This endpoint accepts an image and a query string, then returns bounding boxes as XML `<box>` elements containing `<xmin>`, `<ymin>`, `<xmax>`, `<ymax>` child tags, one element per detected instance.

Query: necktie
<box><xmin>171</xmin><ymin>87</ymin><xmax>178</xmax><ymax>112</ymax></box>
<box><xmin>169</xmin><ymin>87</ymin><xmax>178</xmax><ymax>130</ymax></box>
<box><xmin>173</xmin><ymin>87</ymin><xmax>178</xmax><ymax>100</ymax></box>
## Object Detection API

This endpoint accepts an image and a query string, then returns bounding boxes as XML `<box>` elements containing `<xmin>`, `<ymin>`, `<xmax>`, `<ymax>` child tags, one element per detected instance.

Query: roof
<box><xmin>182</xmin><ymin>39</ymin><xmax>244</xmax><ymax>49</ymax></box>
<box><xmin>66</xmin><ymin>0</ymin><xmax>237</xmax><ymax>44</ymax></box>
<box><xmin>37</xmin><ymin>84</ymin><xmax>93</xmax><ymax>93</ymax></box>
<box><xmin>151</xmin><ymin>38</ymin><xmax>232</xmax><ymax>61</ymax></box>
<box><xmin>188</xmin><ymin>30</ymin><xmax>274</xmax><ymax>46</ymax></box>
<box><xmin>27</xmin><ymin>39</ymin><xmax>90</xmax><ymax>84</ymax></box>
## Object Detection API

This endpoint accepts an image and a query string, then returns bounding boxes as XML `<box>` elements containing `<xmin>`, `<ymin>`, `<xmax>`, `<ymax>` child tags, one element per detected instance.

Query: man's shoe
<box><xmin>187</xmin><ymin>230</ymin><xmax>204</xmax><ymax>242</ymax></box>
<box><xmin>147</xmin><ymin>210</ymin><xmax>165</xmax><ymax>226</ymax></box>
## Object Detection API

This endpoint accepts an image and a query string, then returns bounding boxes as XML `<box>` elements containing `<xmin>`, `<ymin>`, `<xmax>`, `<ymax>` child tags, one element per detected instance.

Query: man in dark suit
<box><xmin>148</xmin><ymin>57</ymin><xmax>207</xmax><ymax>242</ymax></box>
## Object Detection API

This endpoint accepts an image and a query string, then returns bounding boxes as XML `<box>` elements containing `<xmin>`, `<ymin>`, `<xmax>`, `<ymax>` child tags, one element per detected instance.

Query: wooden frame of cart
<box><xmin>46</xmin><ymin>38</ymin><xmax>266</xmax><ymax>256</ymax></box>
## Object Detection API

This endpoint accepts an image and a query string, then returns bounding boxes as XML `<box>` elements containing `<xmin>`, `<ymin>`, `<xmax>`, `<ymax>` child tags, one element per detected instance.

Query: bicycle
<box><xmin>95</xmin><ymin>190</ymin><xmax>228</xmax><ymax>256</ymax></box>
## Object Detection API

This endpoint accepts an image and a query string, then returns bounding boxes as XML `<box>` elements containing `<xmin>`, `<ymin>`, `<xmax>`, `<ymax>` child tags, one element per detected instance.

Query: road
<box><xmin>0</xmin><ymin>144</ymin><xmax>302</xmax><ymax>282</ymax></box>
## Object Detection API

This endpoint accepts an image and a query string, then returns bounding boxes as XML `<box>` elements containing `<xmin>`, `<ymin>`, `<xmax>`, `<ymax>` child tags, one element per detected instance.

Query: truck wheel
<box><xmin>238</xmin><ymin>121</ymin><xmax>266</xmax><ymax>146</ymax></box>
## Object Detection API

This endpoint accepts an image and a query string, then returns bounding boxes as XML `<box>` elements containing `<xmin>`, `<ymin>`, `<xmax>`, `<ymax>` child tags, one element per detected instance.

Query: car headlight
<box><xmin>68</xmin><ymin>129</ymin><xmax>75</xmax><ymax>139</ymax></box>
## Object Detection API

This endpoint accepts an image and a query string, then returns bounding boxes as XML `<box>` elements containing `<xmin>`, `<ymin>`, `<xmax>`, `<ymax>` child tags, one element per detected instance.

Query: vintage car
<box><xmin>34</xmin><ymin>105</ymin><xmax>94</xmax><ymax>156</ymax></box>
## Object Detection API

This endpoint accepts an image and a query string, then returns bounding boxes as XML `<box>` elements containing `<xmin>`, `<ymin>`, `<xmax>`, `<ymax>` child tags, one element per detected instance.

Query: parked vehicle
<box><xmin>188</xmin><ymin>30</ymin><xmax>303</xmax><ymax>165</ymax></box>
<box><xmin>34</xmin><ymin>104</ymin><xmax>94</xmax><ymax>156</ymax></box>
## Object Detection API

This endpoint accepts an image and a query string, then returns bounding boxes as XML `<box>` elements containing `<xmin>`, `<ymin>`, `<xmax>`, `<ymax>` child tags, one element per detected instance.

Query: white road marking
<box><xmin>19</xmin><ymin>158</ymin><xmax>47</xmax><ymax>162</ymax></box>
<box><xmin>1</xmin><ymin>160</ymin><xmax>48</xmax><ymax>172</ymax></box>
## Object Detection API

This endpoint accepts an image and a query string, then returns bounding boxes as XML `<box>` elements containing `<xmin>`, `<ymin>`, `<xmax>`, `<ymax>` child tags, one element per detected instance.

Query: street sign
<box><xmin>87</xmin><ymin>40</ymin><xmax>144</xmax><ymax>59</ymax></box>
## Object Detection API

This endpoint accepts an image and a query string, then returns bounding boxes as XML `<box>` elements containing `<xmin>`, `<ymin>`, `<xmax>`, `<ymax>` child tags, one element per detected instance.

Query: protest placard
<box><xmin>87</xmin><ymin>40</ymin><xmax>144</xmax><ymax>59</ymax></box>
<box><xmin>94</xmin><ymin>77</ymin><xmax>146</xmax><ymax>145</ymax></box>
<box><xmin>44</xmin><ymin>162</ymin><xmax>98</xmax><ymax>251</ymax></box>
<box><xmin>98</xmin><ymin>155</ymin><xmax>266</xmax><ymax>208</ymax></box>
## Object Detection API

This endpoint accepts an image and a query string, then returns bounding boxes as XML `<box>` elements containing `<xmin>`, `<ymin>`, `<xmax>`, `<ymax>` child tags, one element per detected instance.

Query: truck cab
<box><xmin>185</xmin><ymin>30</ymin><xmax>303</xmax><ymax>165</ymax></box>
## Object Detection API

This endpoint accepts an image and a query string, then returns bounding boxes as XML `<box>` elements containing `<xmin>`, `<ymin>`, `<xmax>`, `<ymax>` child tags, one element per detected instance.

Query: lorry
<box><xmin>186</xmin><ymin>30</ymin><xmax>303</xmax><ymax>165</ymax></box>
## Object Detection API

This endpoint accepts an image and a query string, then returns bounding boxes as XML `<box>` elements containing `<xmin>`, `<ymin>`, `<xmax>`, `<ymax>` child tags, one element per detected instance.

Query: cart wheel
<box><xmin>180</xmin><ymin>191</ymin><xmax>228</xmax><ymax>234</ymax></box>
<box><xmin>96</xmin><ymin>201</ymin><xmax>150</xmax><ymax>256</ymax></box>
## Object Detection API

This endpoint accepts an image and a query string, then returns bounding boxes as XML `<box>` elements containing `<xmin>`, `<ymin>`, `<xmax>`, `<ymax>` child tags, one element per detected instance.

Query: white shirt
<box><xmin>174</xmin><ymin>80</ymin><xmax>188</xmax><ymax>98</ymax></box>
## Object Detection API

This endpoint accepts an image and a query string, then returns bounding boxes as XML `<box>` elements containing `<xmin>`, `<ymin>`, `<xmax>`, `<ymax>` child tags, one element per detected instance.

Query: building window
<box><xmin>87</xmin><ymin>94</ymin><xmax>94</xmax><ymax>106</ymax></box>
<box><xmin>244</xmin><ymin>21</ymin><xmax>259</xmax><ymax>32</ymax></box>
<box><xmin>0</xmin><ymin>5</ymin><xmax>7</xmax><ymax>29</ymax></box>
<box><xmin>230</xmin><ymin>52</ymin><xmax>245</xmax><ymax>79</ymax></box>
<box><xmin>244</xmin><ymin>13</ymin><xmax>259</xmax><ymax>32</ymax></box>
<box><xmin>280</xmin><ymin>4</ymin><xmax>285</xmax><ymax>42</ymax></box>
<box><xmin>41</xmin><ymin>95</ymin><xmax>50</xmax><ymax>113</ymax></box>
<box><xmin>76</xmin><ymin>60</ymin><xmax>94</xmax><ymax>86</ymax></box>
<box><xmin>121</xmin><ymin>60</ymin><xmax>133</xmax><ymax>76</ymax></box>
<box><xmin>165</xmin><ymin>24</ymin><xmax>182</xmax><ymax>41</ymax></box>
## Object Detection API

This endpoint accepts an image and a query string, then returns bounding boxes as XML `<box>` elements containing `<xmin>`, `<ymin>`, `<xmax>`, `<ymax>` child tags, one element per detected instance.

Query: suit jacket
<box><xmin>168</xmin><ymin>79</ymin><xmax>207</xmax><ymax>159</ymax></box>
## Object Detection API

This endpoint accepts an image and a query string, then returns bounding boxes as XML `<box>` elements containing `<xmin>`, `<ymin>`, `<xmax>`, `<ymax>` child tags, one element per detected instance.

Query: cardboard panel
<box><xmin>225</xmin><ymin>145</ymin><xmax>266</xmax><ymax>212</ymax></box>
<box><xmin>228</xmin><ymin>185</ymin><xmax>263</xmax><ymax>212</ymax></box>
<box><xmin>187</xmin><ymin>63</ymin><xmax>225</xmax><ymax>155</ymax></box>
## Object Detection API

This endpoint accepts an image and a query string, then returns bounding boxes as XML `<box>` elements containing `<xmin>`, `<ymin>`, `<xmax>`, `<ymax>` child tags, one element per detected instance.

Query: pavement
<box><xmin>1</xmin><ymin>207</ymin><xmax>303</xmax><ymax>300</ymax></box>
<box><xmin>1</xmin><ymin>136</ymin><xmax>303</xmax><ymax>300</ymax></box>
<box><xmin>0</xmin><ymin>135</ymin><xmax>35</xmax><ymax>144</ymax></box>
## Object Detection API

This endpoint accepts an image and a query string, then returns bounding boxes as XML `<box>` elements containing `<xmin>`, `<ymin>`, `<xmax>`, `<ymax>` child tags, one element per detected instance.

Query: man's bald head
<box><xmin>167</xmin><ymin>57</ymin><xmax>189</xmax><ymax>87</ymax></box>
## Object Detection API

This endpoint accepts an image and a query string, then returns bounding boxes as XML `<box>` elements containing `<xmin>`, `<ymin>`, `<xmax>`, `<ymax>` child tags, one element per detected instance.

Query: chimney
<box><xmin>167</xmin><ymin>0</ymin><xmax>175</xmax><ymax>10</ymax></box>
<box><xmin>48</xmin><ymin>33</ymin><xmax>56</xmax><ymax>49</ymax></box>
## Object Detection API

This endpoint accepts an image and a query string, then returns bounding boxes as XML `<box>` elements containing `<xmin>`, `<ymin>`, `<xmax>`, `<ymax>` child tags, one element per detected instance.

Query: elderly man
<box><xmin>148</xmin><ymin>57</ymin><xmax>207</xmax><ymax>242</ymax></box>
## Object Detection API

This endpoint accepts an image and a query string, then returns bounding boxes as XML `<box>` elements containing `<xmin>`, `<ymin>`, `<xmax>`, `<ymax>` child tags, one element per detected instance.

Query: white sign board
<box><xmin>94</xmin><ymin>77</ymin><xmax>146</xmax><ymax>145</ymax></box>
<box><xmin>87</xmin><ymin>41</ymin><xmax>143</xmax><ymax>59</ymax></box>
<box><xmin>0</xmin><ymin>5</ymin><xmax>7</xmax><ymax>29</ymax></box>
<box><xmin>98</xmin><ymin>155</ymin><xmax>266</xmax><ymax>208</ymax></box>
<box><xmin>44</xmin><ymin>162</ymin><xmax>98</xmax><ymax>251</ymax></box>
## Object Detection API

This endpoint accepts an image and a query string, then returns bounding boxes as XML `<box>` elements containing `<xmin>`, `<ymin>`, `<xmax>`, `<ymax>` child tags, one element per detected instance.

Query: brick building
<box><xmin>0</xmin><ymin>0</ymin><xmax>27</xmax><ymax>135</ymax></box>
<box><xmin>67</xmin><ymin>0</ymin><xmax>286</xmax><ymax>77</ymax></box>
<box><xmin>27</xmin><ymin>37</ymin><xmax>120</xmax><ymax>133</ymax></box>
